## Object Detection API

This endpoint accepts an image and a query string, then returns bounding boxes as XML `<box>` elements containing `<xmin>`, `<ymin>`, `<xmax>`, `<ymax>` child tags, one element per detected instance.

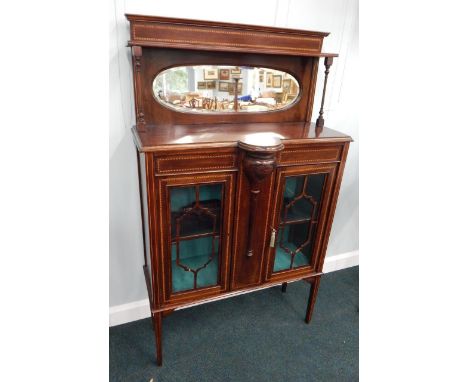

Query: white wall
<box><xmin>110</xmin><ymin>0</ymin><xmax>358</xmax><ymax>309</ymax></box>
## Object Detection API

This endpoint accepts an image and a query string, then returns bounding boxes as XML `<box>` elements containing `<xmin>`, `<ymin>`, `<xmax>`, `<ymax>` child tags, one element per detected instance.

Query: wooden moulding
<box><xmin>125</xmin><ymin>14</ymin><xmax>337</xmax><ymax>57</ymax></box>
<box><xmin>153</xmin><ymin>273</ymin><xmax>323</xmax><ymax>313</ymax></box>
<box><xmin>132</xmin><ymin>124</ymin><xmax>352</xmax><ymax>153</ymax></box>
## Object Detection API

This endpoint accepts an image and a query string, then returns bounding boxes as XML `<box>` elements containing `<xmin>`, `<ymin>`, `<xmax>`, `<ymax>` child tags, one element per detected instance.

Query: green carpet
<box><xmin>109</xmin><ymin>266</ymin><xmax>359</xmax><ymax>381</ymax></box>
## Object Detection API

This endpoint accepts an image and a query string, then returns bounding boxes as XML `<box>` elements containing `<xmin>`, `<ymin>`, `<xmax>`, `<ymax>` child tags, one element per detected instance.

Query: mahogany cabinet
<box><xmin>126</xmin><ymin>14</ymin><xmax>352</xmax><ymax>366</ymax></box>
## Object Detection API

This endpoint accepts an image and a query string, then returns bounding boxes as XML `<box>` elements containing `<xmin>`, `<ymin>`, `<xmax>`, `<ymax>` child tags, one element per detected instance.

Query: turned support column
<box><xmin>315</xmin><ymin>56</ymin><xmax>334</xmax><ymax>132</ymax></box>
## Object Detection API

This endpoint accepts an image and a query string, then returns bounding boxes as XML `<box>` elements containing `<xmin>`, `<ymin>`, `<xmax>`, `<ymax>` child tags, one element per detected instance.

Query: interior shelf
<box><xmin>280</xmin><ymin>217</ymin><xmax>316</xmax><ymax>226</ymax></box>
<box><xmin>172</xmin><ymin>232</ymin><xmax>220</xmax><ymax>243</ymax></box>
<box><xmin>281</xmin><ymin>200</ymin><xmax>314</xmax><ymax>224</ymax></box>
<box><xmin>170</xmin><ymin>207</ymin><xmax>220</xmax><ymax>240</ymax></box>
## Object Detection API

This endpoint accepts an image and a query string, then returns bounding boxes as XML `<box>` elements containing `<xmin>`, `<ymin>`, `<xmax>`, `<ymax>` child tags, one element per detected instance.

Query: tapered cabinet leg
<box><xmin>281</xmin><ymin>282</ymin><xmax>287</xmax><ymax>293</ymax></box>
<box><xmin>305</xmin><ymin>276</ymin><xmax>321</xmax><ymax>324</ymax></box>
<box><xmin>152</xmin><ymin>312</ymin><xmax>163</xmax><ymax>366</ymax></box>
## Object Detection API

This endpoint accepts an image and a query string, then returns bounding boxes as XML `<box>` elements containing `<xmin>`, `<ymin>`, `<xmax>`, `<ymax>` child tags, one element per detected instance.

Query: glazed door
<box><xmin>158</xmin><ymin>173</ymin><xmax>235</xmax><ymax>303</ymax></box>
<box><xmin>266</xmin><ymin>163</ymin><xmax>338</xmax><ymax>281</ymax></box>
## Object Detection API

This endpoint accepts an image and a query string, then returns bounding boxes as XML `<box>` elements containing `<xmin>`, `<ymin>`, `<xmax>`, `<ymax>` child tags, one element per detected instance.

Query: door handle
<box><xmin>269</xmin><ymin>228</ymin><xmax>277</xmax><ymax>248</ymax></box>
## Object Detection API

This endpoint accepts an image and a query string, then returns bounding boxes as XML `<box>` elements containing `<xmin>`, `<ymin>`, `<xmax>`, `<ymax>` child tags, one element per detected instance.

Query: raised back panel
<box><xmin>136</xmin><ymin>48</ymin><xmax>318</xmax><ymax>125</ymax></box>
<box><xmin>125</xmin><ymin>14</ymin><xmax>334</xmax><ymax>128</ymax></box>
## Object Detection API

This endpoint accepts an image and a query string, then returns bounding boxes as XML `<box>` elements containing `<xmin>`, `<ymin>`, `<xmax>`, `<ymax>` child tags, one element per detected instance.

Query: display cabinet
<box><xmin>126</xmin><ymin>14</ymin><xmax>352</xmax><ymax>365</ymax></box>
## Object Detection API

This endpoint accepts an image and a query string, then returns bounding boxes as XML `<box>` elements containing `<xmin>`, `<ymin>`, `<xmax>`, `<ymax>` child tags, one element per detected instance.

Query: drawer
<box><xmin>278</xmin><ymin>145</ymin><xmax>342</xmax><ymax>166</ymax></box>
<box><xmin>154</xmin><ymin>151</ymin><xmax>237</xmax><ymax>174</ymax></box>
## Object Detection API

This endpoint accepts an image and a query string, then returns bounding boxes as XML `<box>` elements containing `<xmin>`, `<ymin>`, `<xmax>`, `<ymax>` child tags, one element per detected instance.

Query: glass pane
<box><xmin>273</xmin><ymin>173</ymin><xmax>326</xmax><ymax>272</ymax></box>
<box><xmin>169</xmin><ymin>184</ymin><xmax>223</xmax><ymax>292</ymax></box>
<box><xmin>273</xmin><ymin>223</ymin><xmax>314</xmax><ymax>272</ymax></box>
<box><xmin>282</xmin><ymin>176</ymin><xmax>313</xmax><ymax>222</ymax></box>
<box><xmin>153</xmin><ymin>65</ymin><xmax>300</xmax><ymax>114</ymax></box>
<box><xmin>171</xmin><ymin>237</ymin><xmax>219</xmax><ymax>292</ymax></box>
<box><xmin>170</xmin><ymin>184</ymin><xmax>222</xmax><ymax>238</ymax></box>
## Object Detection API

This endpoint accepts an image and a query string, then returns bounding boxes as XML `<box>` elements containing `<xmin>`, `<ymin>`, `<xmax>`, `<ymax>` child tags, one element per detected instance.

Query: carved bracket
<box><xmin>132</xmin><ymin>45</ymin><xmax>146</xmax><ymax>130</ymax></box>
<box><xmin>239</xmin><ymin>138</ymin><xmax>284</xmax><ymax>258</ymax></box>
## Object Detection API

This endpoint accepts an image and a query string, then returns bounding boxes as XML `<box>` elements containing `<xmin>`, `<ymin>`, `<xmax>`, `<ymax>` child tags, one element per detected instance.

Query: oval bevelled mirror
<box><xmin>152</xmin><ymin>65</ymin><xmax>300</xmax><ymax>113</ymax></box>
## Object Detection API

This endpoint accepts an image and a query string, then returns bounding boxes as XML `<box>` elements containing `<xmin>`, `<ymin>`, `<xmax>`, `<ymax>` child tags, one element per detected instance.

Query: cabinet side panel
<box><xmin>144</xmin><ymin>152</ymin><xmax>163</xmax><ymax>309</ymax></box>
<box><xmin>315</xmin><ymin>142</ymin><xmax>351</xmax><ymax>272</ymax></box>
<box><xmin>139</xmin><ymin>153</ymin><xmax>152</xmax><ymax>276</ymax></box>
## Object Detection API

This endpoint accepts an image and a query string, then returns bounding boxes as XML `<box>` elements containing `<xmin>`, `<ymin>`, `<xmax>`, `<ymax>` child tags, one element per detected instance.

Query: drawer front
<box><xmin>155</xmin><ymin>152</ymin><xmax>237</xmax><ymax>174</ymax></box>
<box><xmin>278</xmin><ymin>145</ymin><xmax>342</xmax><ymax>166</ymax></box>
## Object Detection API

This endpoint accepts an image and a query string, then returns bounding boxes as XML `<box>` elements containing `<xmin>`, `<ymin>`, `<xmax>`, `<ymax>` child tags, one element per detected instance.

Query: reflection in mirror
<box><xmin>153</xmin><ymin>65</ymin><xmax>300</xmax><ymax>113</ymax></box>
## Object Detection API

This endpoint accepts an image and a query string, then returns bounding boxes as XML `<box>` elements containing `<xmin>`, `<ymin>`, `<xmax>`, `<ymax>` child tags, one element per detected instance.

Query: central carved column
<box><xmin>239</xmin><ymin>138</ymin><xmax>284</xmax><ymax>258</ymax></box>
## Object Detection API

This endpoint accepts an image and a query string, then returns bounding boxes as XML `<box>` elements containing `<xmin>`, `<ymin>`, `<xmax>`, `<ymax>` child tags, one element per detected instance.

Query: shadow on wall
<box><xmin>327</xmin><ymin>169</ymin><xmax>359</xmax><ymax>255</ymax></box>
<box><xmin>109</xmin><ymin>127</ymin><xmax>147</xmax><ymax>307</ymax></box>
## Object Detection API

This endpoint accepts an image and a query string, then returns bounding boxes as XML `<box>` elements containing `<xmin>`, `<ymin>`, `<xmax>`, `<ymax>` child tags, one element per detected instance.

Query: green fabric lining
<box><xmin>273</xmin><ymin>245</ymin><xmax>310</xmax><ymax>272</ymax></box>
<box><xmin>172</xmin><ymin>254</ymin><xmax>219</xmax><ymax>292</ymax></box>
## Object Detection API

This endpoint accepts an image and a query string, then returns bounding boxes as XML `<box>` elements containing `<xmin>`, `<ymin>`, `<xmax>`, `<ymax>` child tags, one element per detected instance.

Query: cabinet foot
<box><xmin>152</xmin><ymin>312</ymin><xmax>163</xmax><ymax>366</ymax></box>
<box><xmin>305</xmin><ymin>276</ymin><xmax>321</xmax><ymax>324</ymax></box>
<box><xmin>281</xmin><ymin>282</ymin><xmax>287</xmax><ymax>293</ymax></box>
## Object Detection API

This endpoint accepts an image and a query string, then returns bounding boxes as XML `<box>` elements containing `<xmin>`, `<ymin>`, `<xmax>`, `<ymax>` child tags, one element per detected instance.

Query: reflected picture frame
<box><xmin>219</xmin><ymin>69</ymin><xmax>230</xmax><ymax>80</ymax></box>
<box><xmin>290</xmin><ymin>81</ymin><xmax>299</xmax><ymax>95</ymax></box>
<box><xmin>283</xmin><ymin>79</ymin><xmax>292</xmax><ymax>93</ymax></box>
<box><xmin>204</xmin><ymin>69</ymin><xmax>218</xmax><ymax>80</ymax></box>
<box><xmin>273</xmin><ymin>75</ymin><xmax>282</xmax><ymax>88</ymax></box>
<box><xmin>228</xmin><ymin>82</ymin><xmax>242</xmax><ymax>95</ymax></box>
<box><xmin>218</xmin><ymin>81</ymin><xmax>230</xmax><ymax>92</ymax></box>
<box><xmin>266</xmin><ymin>72</ymin><xmax>273</xmax><ymax>87</ymax></box>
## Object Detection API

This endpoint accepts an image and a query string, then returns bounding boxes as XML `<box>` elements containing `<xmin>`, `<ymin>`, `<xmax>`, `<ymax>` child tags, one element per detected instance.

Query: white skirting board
<box><xmin>109</xmin><ymin>250</ymin><xmax>359</xmax><ymax>327</ymax></box>
<box><xmin>322</xmin><ymin>250</ymin><xmax>359</xmax><ymax>273</ymax></box>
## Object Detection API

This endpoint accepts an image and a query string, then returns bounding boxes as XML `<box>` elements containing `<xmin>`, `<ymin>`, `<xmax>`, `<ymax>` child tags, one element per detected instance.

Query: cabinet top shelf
<box><xmin>132</xmin><ymin>122</ymin><xmax>352</xmax><ymax>152</ymax></box>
